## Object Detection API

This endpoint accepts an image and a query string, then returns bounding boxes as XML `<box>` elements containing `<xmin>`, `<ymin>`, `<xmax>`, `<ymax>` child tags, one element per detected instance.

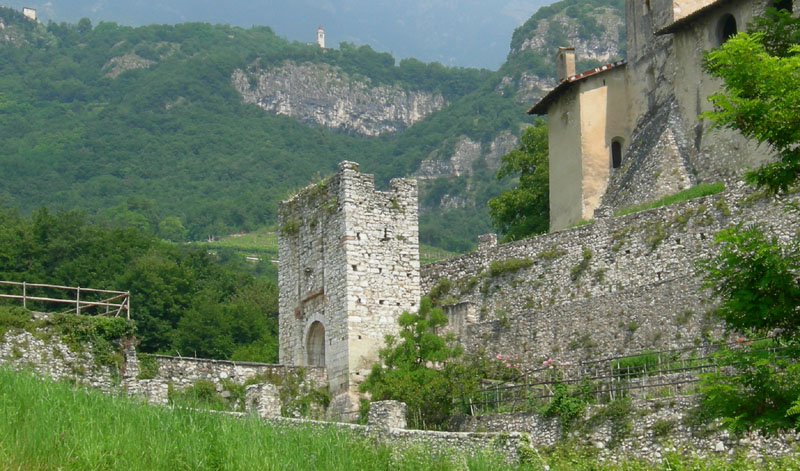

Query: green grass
<box><xmin>615</xmin><ymin>183</ymin><xmax>725</xmax><ymax>217</ymax></box>
<box><xmin>1</xmin><ymin>368</ymin><xmax>798</xmax><ymax>470</ymax></box>
<box><xmin>0</xmin><ymin>368</ymin><xmax>508</xmax><ymax>471</ymax></box>
<box><xmin>420</xmin><ymin>244</ymin><xmax>460</xmax><ymax>265</ymax></box>
<box><xmin>202</xmin><ymin>231</ymin><xmax>457</xmax><ymax>266</ymax></box>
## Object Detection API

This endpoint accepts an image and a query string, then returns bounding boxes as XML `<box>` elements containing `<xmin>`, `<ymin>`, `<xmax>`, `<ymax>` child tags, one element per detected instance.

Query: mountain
<box><xmin>0</xmin><ymin>0</ymin><xmax>553</xmax><ymax>70</ymax></box>
<box><xmin>0</xmin><ymin>0</ymin><xmax>624</xmax><ymax>253</ymax></box>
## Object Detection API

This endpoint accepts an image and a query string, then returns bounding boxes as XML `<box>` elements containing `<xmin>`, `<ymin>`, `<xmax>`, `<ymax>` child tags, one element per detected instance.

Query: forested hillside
<box><xmin>0</xmin><ymin>0</ymin><xmax>623</xmax><ymax>254</ymax></box>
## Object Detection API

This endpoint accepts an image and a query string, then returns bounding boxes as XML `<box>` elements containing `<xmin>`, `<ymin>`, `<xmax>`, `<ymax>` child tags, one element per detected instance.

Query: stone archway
<box><xmin>306</xmin><ymin>321</ymin><xmax>326</xmax><ymax>367</ymax></box>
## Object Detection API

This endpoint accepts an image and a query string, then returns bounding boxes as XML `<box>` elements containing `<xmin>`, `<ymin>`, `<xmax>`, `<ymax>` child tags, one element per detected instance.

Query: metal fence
<box><xmin>459</xmin><ymin>342</ymin><xmax>781</xmax><ymax>415</ymax></box>
<box><xmin>0</xmin><ymin>280</ymin><xmax>130</xmax><ymax>319</ymax></box>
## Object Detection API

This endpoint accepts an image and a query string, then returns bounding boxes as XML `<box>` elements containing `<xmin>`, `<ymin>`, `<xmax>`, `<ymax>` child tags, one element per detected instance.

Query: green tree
<box><xmin>359</xmin><ymin>297</ymin><xmax>470</xmax><ymax>429</ymax></box>
<box><xmin>697</xmin><ymin>9</ymin><xmax>800</xmax><ymax>432</ymax></box>
<box><xmin>702</xmin><ymin>8</ymin><xmax>800</xmax><ymax>194</ymax></box>
<box><xmin>488</xmin><ymin>119</ymin><xmax>549</xmax><ymax>241</ymax></box>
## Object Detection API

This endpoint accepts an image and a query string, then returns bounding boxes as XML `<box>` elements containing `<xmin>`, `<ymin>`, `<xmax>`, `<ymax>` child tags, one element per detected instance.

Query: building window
<box><xmin>306</xmin><ymin>321</ymin><xmax>326</xmax><ymax>367</ymax></box>
<box><xmin>611</xmin><ymin>139</ymin><xmax>623</xmax><ymax>169</ymax></box>
<box><xmin>773</xmin><ymin>0</ymin><xmax>793</xmax><ymax>12</ymax></box>
<box><xmin>715</xmin><ymin>14</ymin><xmax>738</xmax><ymax>46</ymax></box>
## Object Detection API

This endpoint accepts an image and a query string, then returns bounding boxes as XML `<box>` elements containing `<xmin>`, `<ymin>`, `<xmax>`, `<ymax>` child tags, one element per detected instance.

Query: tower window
<box><xmin>611</xmin><ymin>139</ymin><xmax>623</xmax><ymax>169</ymax></box>
<box><xmin>715</xmin><ymin>14</ymin><xmax>737</xmax><ymax>46</ymax></box>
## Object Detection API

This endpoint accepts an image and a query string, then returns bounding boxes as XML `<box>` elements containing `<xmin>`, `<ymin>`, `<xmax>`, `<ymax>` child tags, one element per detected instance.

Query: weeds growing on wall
<box><xmin>614</xmin><ymin>183</ymin><xmax>725</xmax><ymax>216</ymax></box>
<box><xmin>488</xmin><ymin>257</ymin><xmax>533</xmax><ymax>277</ymax></box>
<box><xmin>0</xmin><ymin>306</ymin><xmax>134</xmax><ymax>369</ymax></box>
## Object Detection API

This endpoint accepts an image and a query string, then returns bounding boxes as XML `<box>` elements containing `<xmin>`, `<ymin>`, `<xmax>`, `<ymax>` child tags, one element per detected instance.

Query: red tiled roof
<box><xmin>527</xmin><ymin>60</ymin><xmax>627</xmax><ymax>115</ymax></box>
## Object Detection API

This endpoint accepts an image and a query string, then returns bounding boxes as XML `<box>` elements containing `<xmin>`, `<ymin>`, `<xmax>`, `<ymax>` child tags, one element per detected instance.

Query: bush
<box><xmin>488</xmin><ymin>257</ymin><xmax>533</xmax><ymax>277</ymax></box>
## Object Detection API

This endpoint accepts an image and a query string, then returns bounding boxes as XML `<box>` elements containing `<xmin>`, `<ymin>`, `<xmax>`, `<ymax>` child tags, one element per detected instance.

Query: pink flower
<box><xmin>549</xmin><ymin>365</ymin><xmax>554</xmax><ymax>369</ymax></box>
<box><xmin>542</xmin><ymin>359</ymin><xmax>554</xmax><ymax>366</ymax></box>
<box><xmin>514</xmin><ymin>364</ymin><xmax>520</xmax><ymax>368</ymax></box>
<box><xmin>505</xmin><ymin>363</ymin><xmax>511</xmax><ymax>368</ymax></box>
<box><xmin>496</xmin><ymin>354</ymin><xmax>503</xmax><ymax>359</ymax></box>
<box><xmin>560</xmin><ymin>361</ymin><xmax>571</xmax><ymax>366</ymax></box>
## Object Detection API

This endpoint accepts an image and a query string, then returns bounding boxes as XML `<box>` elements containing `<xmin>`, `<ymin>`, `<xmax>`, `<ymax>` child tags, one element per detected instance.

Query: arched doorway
<box><xmin>611</xmin><ymin>138</ymin><xmax>623</xmax><ymax>169</ymax></box>
<box><xmin>306</xmin><ymin>321</ymin><xmax>325</xmax><ymax>367</ymax></box>
<box><xmin>715</xmin><ymin>14</ymin><xmax>737</xmax><ymax>46</ymax></box>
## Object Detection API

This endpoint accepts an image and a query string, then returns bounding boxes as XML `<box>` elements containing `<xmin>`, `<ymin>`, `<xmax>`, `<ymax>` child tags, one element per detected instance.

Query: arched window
<box><xmin>611</xmin><ymin>139</ymin><xmax>623</xmax><ymax>169</ymax></box>
<box><xmin>773</xmin><ymin>0</ymin><xmax>793</xmax><ymax>12</ymax></box>
<box><xmin>715</xmin><ymin>14</ymin><xmax>737</xmax><ymax>46</ymax></box>
<box><xmin>306</xmin><ymin>321</ymin><xmax>325</xmax><ymax>367</ymax></box>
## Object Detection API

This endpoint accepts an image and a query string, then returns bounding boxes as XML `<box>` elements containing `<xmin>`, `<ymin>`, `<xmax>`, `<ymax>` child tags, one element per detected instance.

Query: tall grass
<box><xmin>0</xmin><ymin>368</ymin><xmax>506</xmax><ymax>471</ymax></box>
<box><xmin>2</xmin><ymin>368</ymin><xmax>798</xmax><ymax>470</ymax></box>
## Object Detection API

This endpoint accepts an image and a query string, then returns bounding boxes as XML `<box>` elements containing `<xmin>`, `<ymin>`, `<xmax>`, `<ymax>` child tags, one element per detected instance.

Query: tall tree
<box><xmin>488</xmin><ymin>119</ymin><xmax>549</xmax><ymax>241</ymax></box>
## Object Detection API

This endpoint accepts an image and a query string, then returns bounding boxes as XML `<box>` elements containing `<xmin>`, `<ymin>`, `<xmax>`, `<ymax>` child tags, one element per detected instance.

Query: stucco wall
<box><xmin>548</xmin><ymin>87</ymin><xmax>584</xmax><ymax>231</ymax></box>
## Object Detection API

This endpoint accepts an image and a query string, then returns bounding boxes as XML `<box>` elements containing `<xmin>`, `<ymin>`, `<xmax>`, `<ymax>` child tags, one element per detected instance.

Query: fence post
<box><xmin>22</xmin><ymin>282</ymin><xmax>26</xmax><ymax>309</ymax></box>
<box><xmin>76</xmin><ymin>287</ymin><xmax>80</xmax><ymax>315</ymax></box>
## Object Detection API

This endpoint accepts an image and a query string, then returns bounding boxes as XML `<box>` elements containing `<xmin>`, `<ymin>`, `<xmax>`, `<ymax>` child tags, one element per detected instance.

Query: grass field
<box><xmin>2</xmin><ymin>368</ymin><xmax>799</xmax><ymax>471</ymax></box>
<box><xmin>201</xmin><ymin>228</ymin><xmax>460</xmax><ymax>267</ymax></box>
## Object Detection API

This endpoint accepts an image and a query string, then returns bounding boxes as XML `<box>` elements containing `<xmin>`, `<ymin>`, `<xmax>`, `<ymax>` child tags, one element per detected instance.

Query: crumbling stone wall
<box><xmin>0</xmin><ymin>315</ymin><xmax>138</xmax><ymax>393</ymax></box>
<box><xmin>423</xmin><ymin>184</ymin><xmax>800</xmax><ymax>365</ymax></box>
<box><xmin>278</xmin><ymin>161</ymin><xmax>420</xmax><ymax>416</ymax></box>
<box><xmin>135</xmin><ymin>354</ymin><xmax>325</xmax><ymax>405</ymax></box>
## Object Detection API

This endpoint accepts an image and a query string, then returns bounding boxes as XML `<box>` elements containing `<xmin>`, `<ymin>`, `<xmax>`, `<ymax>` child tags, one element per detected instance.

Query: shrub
<box><xmin>488</xmin><ymin>257</ymin><xmax>533</xmax><ymax>277</ymax></box>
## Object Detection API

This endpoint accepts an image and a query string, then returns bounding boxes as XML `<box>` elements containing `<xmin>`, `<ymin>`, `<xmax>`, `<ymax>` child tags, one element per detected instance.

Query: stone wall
<box><xmin>135</xmin><ymin>354</ymin><xmax>325</xmax><ymax>406</ymax></box>
<box><xmin>458</xmin><ymin>397</ymin><xmax>800</xmax><ymax>463</ymax></box>
<box><xmin>422</xmin><ymin>184</ymin><xmax>800</xmax><ymax>365</ymax></box>
<box><xmin>0</xmin><ymin>316</ymin><xmax>138</xmax><ymax>393</ymax></box>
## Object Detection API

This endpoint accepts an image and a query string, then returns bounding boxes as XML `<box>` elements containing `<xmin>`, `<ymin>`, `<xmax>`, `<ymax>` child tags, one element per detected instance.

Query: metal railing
<box><xmin>0</xmin><ymin>281</ymin><xmax>130</xmax><ymax>319</ymax></box>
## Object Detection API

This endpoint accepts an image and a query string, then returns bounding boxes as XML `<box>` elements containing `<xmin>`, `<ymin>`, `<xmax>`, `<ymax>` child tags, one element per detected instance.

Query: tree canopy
<box><xmin>488</xmin><ymin>119</ymin><xmax>550</xmax><ymax>241</ymax></box>
<box><xmin>703</xmin><ymin>8</ymin><xmax>800</xmax><ymax>193</ymax></box>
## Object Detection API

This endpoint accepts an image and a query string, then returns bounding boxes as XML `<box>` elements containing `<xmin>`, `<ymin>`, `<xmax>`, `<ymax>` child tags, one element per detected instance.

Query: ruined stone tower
<box><xmin>278</xmin><ymin>161</ymin><xmax>420</xmax><ymax>417</ymax></box>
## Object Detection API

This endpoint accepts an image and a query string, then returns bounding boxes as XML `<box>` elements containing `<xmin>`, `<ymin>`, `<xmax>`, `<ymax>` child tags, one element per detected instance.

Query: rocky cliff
<box><xmin>232</xmin><ymin>61</ymin><xmax>447</xmax><ymax>137</ymax></box>
<box><xmin>500</xmin><ymin>2</ymin><xmax>625</xmax><ymax>103</ymax></box>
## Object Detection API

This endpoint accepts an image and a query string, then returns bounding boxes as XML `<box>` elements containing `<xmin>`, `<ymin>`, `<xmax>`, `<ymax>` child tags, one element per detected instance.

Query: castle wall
<box><xmin>422</xmin><ymin>185</ymin><xmax>799</xmax><ymax>365</ymax></box>
<box><xmin>278</xmin><ymin>161</ymin><xmax>420</xmax><ymax>414</ymax></box>
<box><xmin>278</xmin><ymin>168</ymin><xmax>349</xmax><ymax>393</ymax></box>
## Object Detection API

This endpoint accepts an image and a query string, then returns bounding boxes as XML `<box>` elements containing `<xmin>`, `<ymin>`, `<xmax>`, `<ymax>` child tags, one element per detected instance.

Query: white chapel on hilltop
<box><xmin>317</xmin><ymin>25</ymin><xmax>325</xmax><ymax>49</ymax></box>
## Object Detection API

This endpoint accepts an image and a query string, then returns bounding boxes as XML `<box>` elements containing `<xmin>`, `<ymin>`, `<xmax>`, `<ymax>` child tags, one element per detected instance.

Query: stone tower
<box><xmin>278</xmin><ymin>161</ymin><xmax>420</xmax><ymax>417</ymax></box>
<box><xmin>316</xmin><ymin>25</ymin><xmax>325</xmax><ymax>49</ymax></box>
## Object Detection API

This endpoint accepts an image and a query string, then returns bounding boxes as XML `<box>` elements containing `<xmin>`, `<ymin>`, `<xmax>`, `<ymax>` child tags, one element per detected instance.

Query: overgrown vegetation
<box><xmin>0</xmin><ymin>305</ymin><xmax>134</xmax><ymax>368</ymax></box>
<box><xmin>488</xmin><ymin>257</ymin><xmax>534</xmax><ymax>277</ymax></box>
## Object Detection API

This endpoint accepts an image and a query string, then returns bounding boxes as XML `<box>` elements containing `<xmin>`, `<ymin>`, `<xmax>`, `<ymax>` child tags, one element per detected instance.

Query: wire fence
<box><xmin>459</xmin><ymin>340</ymin><xmax>784</xmax><ymax>416</ymax></box>
<box><xmin>0</xmin><ymin>280</ymin><xmax>130</xmax><ymax>319</ymax></box>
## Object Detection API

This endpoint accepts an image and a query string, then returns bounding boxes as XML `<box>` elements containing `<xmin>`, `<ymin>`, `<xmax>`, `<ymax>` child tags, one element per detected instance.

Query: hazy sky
<box><xmin>2</xmin><ymin>0</ymin><xmax>552</xmax><ymax>69</ymax></box>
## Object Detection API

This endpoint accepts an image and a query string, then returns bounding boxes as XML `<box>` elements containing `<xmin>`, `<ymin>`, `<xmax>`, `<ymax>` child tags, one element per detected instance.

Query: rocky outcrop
<box><xmin>232</xmin><ymin>62</ymin><xmax>447</xmax><ymax>137</ymax></box>
<box><xmin>103</xmin><ymin>53</ymin><xmax>155</xmax><ymax>79</ymax></box>
<box><xmin>513</xmin><ymin>10</ymin><xmax>624</xmax><ymax>65</ymax></box>
<box><xmin>416</xmin><ymin>132</ymin><xmax>518</xmax><ymax>182</ymax></box>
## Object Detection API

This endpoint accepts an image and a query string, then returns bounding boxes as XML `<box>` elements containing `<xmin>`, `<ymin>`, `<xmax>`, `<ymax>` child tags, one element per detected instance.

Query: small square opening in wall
<box><xmin>352</xmin><ymin>265</ymin><xmax>357</xmax><ymax>271</ymax></box>
<box><xmin>379</xmin><ymin>300</ymin><xmax>385</xmax><ymax>305</ymax></box>
<box><xmin>358</xmin><ymin>335</ymin><xmax>361</xmax><ymax>340</ymax></box>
